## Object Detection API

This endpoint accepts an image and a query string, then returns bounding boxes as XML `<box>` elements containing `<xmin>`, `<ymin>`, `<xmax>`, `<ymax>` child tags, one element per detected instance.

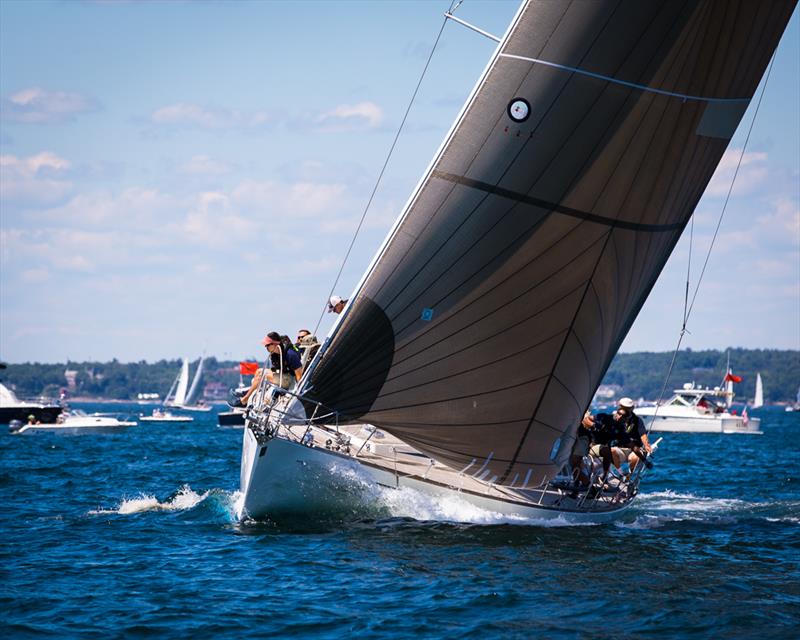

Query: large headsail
<box><xmin>304</xmin><ymin>1</ymin><xmax>796</xmax><ymax>487</ymax></box>
<box><xmin>170</xmin><ymin>358</ymin><xmax>190</xmax><ymax>407</ymax></box>
<box><xmin>185</xmin><ymin>355</ymin><xmax>205</xmax><ymax>406</ymax></box>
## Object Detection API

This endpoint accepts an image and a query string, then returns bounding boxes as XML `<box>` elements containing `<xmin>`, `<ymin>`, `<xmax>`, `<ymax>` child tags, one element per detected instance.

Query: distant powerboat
<box><xmin>9</xmin><ymin>410</ymin><xmax>136</xmax><ymax>435</ymax></box>
<box><xmin>637</xmin><ymin>372</ymin><xmax>762</xmax><ymax>435</ymax></box>
<box><xmin>0</xmin><ymin>382</ymin><xmax>62</xmax><ymax>425</ymax></box>
<box><xmin>139</xmin><ymin>409</ymin><xmax>194</xmax><ymax>423</ymax></box>
<box><xmin>218</xmin><ymin>408</ymin><xmax>245</xmax><ymax>427</ymax></box>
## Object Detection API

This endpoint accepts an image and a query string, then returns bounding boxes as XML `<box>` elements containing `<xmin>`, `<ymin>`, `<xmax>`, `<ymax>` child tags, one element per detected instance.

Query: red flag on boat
<box><xmin>239</xmin><ymin>361</ymin><xmax>259</xmax><ymax>375</ymax></box>
<box><xmin>724</xmin><ymin>372</ymin><xmax>743</xmax><ymax>383</ymax></box>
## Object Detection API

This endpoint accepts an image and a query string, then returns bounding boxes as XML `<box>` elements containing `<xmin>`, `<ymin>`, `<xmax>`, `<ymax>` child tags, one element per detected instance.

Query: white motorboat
<box><xmin>237</xmin><ymin>1</ymin><xmax>793</xmax><ymax>522</ymax></box>
<box><xmin>637</xmin><ymin>374</ymin><xmax>762</xmax><ymax>435</ymax></box>
<box><xmin>9</xmin><ymin>410</ymin><xmax>137</xmax><ymax>435</ymax></box>
<box><xmin>139</xmin><ymin>409</ymin><xmax>194</xmax><ymax>423</ymax></box>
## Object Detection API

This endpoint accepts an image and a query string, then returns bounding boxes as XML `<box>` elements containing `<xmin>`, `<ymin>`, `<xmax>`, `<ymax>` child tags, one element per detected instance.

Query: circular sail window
<box><xmin>507</xmin><ymin>98</ymin><xmax>530</xmax><ymax>122</ymax></box>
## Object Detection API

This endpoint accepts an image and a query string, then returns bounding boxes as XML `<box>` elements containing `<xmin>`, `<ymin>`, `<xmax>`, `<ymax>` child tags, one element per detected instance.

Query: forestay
<box><xmin>303</xmin><ymin>0</ymin><xmax>796</xmax><ymax>487</ymax></box>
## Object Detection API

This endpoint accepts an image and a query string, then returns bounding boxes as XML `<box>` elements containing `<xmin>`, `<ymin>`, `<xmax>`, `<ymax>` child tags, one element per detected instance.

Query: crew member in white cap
<box><xmin>327</xmin><ymin>295</ymin><xmax>347</xmax><ymax>314</ymax></box>
<box><xmin>612</xmin><ymin>397</ymin><xmax>653</xmax><ymax>473</ymax></box>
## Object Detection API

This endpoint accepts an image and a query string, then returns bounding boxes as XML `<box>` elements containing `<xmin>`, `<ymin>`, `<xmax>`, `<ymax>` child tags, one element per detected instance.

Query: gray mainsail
<box><xmin>304</xmin><ymin>0</ymin><xmax>796</xmax><ymax>487</ymax></box>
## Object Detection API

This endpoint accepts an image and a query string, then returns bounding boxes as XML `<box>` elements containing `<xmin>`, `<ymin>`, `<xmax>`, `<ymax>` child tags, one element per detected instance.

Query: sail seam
<box><xmin>499</xmin><ymin>228</ymin><xmax>615</xmax><ymax>482</ymax></box>
<box><xmin>497</xmin><ymin>52</ymin><xmax>750</xmax><ymax>103</ymax></box>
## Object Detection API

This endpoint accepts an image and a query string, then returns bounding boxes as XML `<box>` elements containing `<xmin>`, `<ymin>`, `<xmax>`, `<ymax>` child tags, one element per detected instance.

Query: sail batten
<box><xmin>304</xmin><ymin>0</ymin><xmax>796</xmax><ymax>484</ymax></box>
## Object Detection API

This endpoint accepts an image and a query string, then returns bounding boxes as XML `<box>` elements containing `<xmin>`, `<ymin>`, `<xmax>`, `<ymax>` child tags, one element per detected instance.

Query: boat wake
<box><xmin>624</xmin><ymin>489</ymin><xmax>800</xmax><ymax>528</ymax></box>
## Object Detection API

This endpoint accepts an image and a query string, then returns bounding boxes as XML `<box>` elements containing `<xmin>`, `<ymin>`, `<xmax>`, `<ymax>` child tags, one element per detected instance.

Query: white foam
<box><xmin>639</xmin><ymin>490</ymin><xmax>748</xmax><ymax>513</ymax></box>
<box><xmin>324</xmin><ymin>460</ymin><xmax>598</xmax><ymax>526</ymax></box>
<box><xmin>90</xmin><ymin>485</ymin><xmax>209</xmax><ymax>516</ymax></box>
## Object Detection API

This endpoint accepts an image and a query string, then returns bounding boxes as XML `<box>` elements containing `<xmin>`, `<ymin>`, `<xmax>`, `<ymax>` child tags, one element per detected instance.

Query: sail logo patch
<box><xmin>420</xmin><ymin>308</ymin><xmax>434</xmax><ymax>321</ymax></box>
<box><xmin>507</xmin><ymin>98</ymin><xmax>530</xmax><ymax>122</ymax></box>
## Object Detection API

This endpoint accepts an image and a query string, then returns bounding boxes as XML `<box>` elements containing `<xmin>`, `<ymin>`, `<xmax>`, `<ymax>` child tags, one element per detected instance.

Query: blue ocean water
<box><xmin>1</xmin><ymin>404</ymin><xmax>798</xmax><ymax>639</ymax></box>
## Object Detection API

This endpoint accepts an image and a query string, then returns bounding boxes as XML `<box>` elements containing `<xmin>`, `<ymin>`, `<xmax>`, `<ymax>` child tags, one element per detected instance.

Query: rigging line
<box><xmin>683</xmin><ymin>216</ymin><xmax>694</xmax><ymax>330</ymax></box>
<box><xmin>687</xmin><ymin>53</ymin><xmax>776</xmax><ymax>321</ymax></box>
<box><xmin>647</xmin><ymin>51</ymin><xmax>777</xmax><ymax>434</ymax></box>
<box><xmin>311</xmin><ymin>2</ymin><xmax>457</xmax><ymax>338</ymax></box>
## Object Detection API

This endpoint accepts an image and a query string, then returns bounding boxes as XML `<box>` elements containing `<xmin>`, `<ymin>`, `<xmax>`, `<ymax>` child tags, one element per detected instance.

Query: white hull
<box><xmin>140</xmin><ymin>416</ymin><xmax>193</xmax><ymax>423</ymax></box>
<box><xmin>642</xmin><ymin>413</ymin><xmax>761</xmax><ymax>434</ymax></box>
<box><xmin>12</xmin><ymin>416</ymin><xmax>136</xmax><ymax>435</ymax></box>
<box><xmin>238</xmin><ymin>427</ymin><xmax>631</xmax><ymax>524</ymax></box>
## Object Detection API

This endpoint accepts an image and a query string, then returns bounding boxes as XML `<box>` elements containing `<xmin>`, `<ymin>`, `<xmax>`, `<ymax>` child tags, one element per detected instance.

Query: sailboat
<box><xmin>163</xmin><ymin>357</ymin><xmax>212</xmax><ymax>412</ymax></box>
<box><xmin>163</xmin><ymin>358</ymin><xmax>190</xmax><ymax>408</ymax></box>
<box><xmin>181</xmin><ymin>355</ymin><xmax>212</xmax><ymax>412</ymax></box>
<box><xmin>786</xmin><ymin>386</ymin><xmax>799</xmax><ymax>412</ymax></box>
<box><xmin>753</xmin><ymin>373</ymin><xmax>764</xmax><ymax>409</ymax></box>
<box><xmin>237</xmin><ymin>1</ymin><xmax>795</xmax><ymax>522</ymax></box>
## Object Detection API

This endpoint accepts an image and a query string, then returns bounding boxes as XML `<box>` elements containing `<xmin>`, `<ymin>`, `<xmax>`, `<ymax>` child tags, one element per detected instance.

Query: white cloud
<box><xmin>705</xmin><ymin>149</ymin><xmax>768</xmax><ymax>197</ymax></box>
<box><xmin>755</xmin><ymin>197</ymin><xmax>800</xmax><ymax>245</ymax></box>
<box><xmin>28</xmin><ymin>187</ymin><xmax>182</xmax><ymax>229</ymax></box>
<box><xmin>231</xmin><ymin>178</ymin><xmax>348</xmax><ymax>218</ymax></box>
<box><xmin>178</xmin><ymin>155</ymin><xmax>232</xmax><ymax>175</ymax></box>
<box><xmin>20</xmin><ymin>268</ymin><xmax>50</xmax><ymax>284</ymax></box>
<box><xmin>150</xmin><ymin>103</ymin><xmax>271</xmax><ymax>129</ymax></box>
<box><xmin>313</xmin><ymin>101</ymin><xmax>384</xmax><ymax>131</ymax></box>
<box><xmin>2</xmin><ymin>87</ymin><xmax>98</xmax><ymax>123</ymax></box>
<box><xmin>0</xmin><ymin>151</ymin><xmax>74</xmax><ymax>207</ymax></box>
<box><xmin>181</xmin><ymin>191</ymin><xmax>258</xmax><ymax>245</ymax></box>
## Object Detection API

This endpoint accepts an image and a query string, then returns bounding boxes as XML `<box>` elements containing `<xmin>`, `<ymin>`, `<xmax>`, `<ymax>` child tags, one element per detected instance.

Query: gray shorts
<box><xmin>589</xmin><ymin>444</ymin><xmax>607</xmax><ymax>457</ymax></box>
<box><xmin>269</xmin><ymin>370</ymin><xmax>296</xmax><ymax>391</ymax></box>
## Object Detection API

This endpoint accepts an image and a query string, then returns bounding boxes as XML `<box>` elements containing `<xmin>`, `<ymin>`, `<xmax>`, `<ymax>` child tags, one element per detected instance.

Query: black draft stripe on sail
<box><xmin>431</xmin><ymin>170</ymin><xmax>685</xmax><ymax>232</ymax></box>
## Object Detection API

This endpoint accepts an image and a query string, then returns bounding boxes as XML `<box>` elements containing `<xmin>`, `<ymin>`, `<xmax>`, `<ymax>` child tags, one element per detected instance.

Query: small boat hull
<box><xmin>218</xmin><ymin>410</ymin><xmax>245</xmax><ymax>427</ymax></box>
<box><xmin>642</xmin><ymin>414</ymin><xmax>762</xmax><ymax>434</ymax></box>
<box><xmin>12</xmin><ymin>417</ymin><xmax>136</xmax><ymax>435</ymax></box>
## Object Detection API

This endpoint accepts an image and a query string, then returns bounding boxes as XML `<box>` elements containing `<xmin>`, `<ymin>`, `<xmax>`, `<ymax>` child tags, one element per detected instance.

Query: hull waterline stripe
<box><xmin>432</xmin><ymin>171</ymin><xmax>685</xmax><ymax>232</ymax></box>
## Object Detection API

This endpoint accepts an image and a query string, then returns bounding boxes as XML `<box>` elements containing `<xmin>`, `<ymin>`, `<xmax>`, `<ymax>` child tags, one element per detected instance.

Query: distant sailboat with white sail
<box><xmin>164</xmin><ymin>357</ymin><xmax>211</xmax><ymax>412</ymax></box>
<box><xmin>237</xmin><ymin>0</ymin><xmax>795</xmax><ymax>522</ymax></box>
<box><xmin>753</xmin><ymin>373</ymin><xmax>764</xmax><ymax>409</ymax></box>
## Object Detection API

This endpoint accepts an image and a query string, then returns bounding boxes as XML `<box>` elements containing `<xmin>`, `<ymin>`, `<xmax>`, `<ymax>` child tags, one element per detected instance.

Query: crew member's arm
<box><xmin>241</xmin><ymin>368</ymin><xmax>263</xmax><ymax>404</ymax></box>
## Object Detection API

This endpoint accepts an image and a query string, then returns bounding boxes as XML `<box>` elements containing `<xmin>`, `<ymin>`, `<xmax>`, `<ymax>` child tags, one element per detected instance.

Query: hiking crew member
<box><xmin>612</xmin><ymin>397</ymin><xmax>653</xmax><ymax>472</ymax></box>
<box><xmin>263</xmin><ymin>331</ymin><xmax>303</xmax><ymax>390</ymax></box>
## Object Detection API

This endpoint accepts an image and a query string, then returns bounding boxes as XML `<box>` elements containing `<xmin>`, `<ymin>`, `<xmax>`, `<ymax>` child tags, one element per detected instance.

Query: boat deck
<box><xmin>278</xmin><ymin>422</ymin><xmax>632</xmax><ymax>514</ymax></box>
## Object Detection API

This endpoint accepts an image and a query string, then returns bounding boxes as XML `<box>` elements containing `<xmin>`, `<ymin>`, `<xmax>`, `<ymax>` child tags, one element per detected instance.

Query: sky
<box><xmin>1</xmin><ymin>0</ymin><xmax>798</xmax><ymax>364</ymax></box>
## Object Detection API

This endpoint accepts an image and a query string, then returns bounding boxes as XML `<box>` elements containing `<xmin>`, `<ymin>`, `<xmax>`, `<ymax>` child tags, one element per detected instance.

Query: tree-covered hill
<box><xmin>603</xmin><ymin>348</ymin><xmax>798</xmax><ymax>403</ymax></box>
<box><xmin>1</xmin><ymin>349</ymin><xmax>797</xmax><ymax>403</ymax></box>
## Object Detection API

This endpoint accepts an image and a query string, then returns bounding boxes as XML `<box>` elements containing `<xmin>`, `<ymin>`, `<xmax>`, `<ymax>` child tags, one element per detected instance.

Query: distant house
<box><xmin>64</xmin><ymin>369</ymin><xmax>78</xmax><ymax>391</ymax></box>
<box><xmin>593</xmin><ymin>384</ymin><xmax>622</xmax><ymax>403</ymax></box>
<box><xmin>203</xmin><ymin>382</ymin><xmax>228</xmax><ymax>401</ymax></box>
